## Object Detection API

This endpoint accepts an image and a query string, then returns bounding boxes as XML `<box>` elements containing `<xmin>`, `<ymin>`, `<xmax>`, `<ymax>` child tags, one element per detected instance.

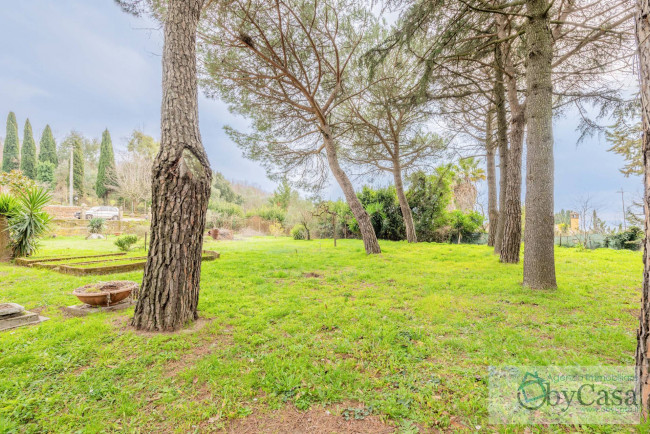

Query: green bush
<box><xmin>246</xmin><ymin>206</ymin><xmax>286</xmax><ymax>224</ymax></box>
<box><xmin>114</xmin><ymin>234</ymin><xmax>138</xmax><ymax>252</ymax></box>
<box><xmin>605</xmin><ymin>226</ymin><xmax>643</xmax><ymax>250</ymax></box>
<box><xmin>448</xmin><ymin>210</ymin><xmax>484</xmax><ymax>244</ymax></box>
<box><xmin>356</xmin><ymin>186</ymin><xmax>405</xmax><ymax>241</ymax></box>
<box><xmin>88</xmin><ymin>218</ymin><xmax>106</xmax><ymax>234</ymax></box>
<box><xmin>208</xmin><ymin>200</ymin><xmax>244</xmax><ymax>217</ymax></box>
<box><xmin>291</xmin><ymin>224</ymin><xmax>307</xmax><ymax>240</ymax></box>
<box><xmin>406</xmin><ymin>168</ymin><xmax>454</xmax><ymax>242</ymax></box>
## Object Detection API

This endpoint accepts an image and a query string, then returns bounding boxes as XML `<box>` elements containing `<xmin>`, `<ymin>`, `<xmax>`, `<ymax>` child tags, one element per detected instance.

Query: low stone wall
<box><xmin>51</xmin><ymin>219</ymin><xmax>150</xmax><ymax>237</ymax></box>
<box><xmin>44</xmin><ymin>206</ymin><xmax>83</xmax><ymax>219</ymax></box>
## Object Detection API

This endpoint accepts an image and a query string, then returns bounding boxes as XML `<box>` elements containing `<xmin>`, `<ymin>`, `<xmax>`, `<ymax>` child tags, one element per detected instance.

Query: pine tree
<box><xmin>72</xmin><ymin>135</ymin><xmax>84</xmax><ymax>197</ymax></box>
<box><xmin>95</xmin><ymin>129</ymin><xmax>118</xmax><ymax>202</ymax></box>
<box><xmin>2</xmin><ymin>112</ymin><xmax>20</xmax><ymax>173</ymax></box>
<box><xmin>20</xmin><ymin>119</ymin><xmax>37</xmax><ymax>179</ymax></box>
<box><xmin>38</xmin><ymin>125</ymin><xmax>58</xmax><ymax>167</ymax></box>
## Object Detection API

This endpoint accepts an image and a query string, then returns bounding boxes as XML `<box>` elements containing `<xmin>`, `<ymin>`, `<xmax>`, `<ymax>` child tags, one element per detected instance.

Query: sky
<box><xmin>0</xmin><ymin>1</ymin><xmax>642</xmax><ymax>226</ymax></box>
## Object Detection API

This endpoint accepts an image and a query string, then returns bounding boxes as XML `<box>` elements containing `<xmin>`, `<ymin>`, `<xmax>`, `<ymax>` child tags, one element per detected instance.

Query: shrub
<box><xmin>6</xmin><ymin>187</ymin><xmax>52</xmax><ymax>257</ymax></box>
<box><xmin>291</xmin><ymin>224</ymin><xmax>307</xmax><ymax>240</ymax></box>
<box><xmin>88</xmin><ymin>218</ymin><xmax>106</xmax><ymax>234</ymax></box>
<box><xmin>247</xmin><ymin>206</ymin><xmax>286</xmax><ymax>224</ymax></box>
<box><xmin>406</xmin><ymin>168</ymin><xmax>454</xmax><ymax>242</ymax></box>
<box><xmin>208</xmin><ymin>200</ymin><xmax>244</xmax><ymax>217</ymax></box>
<box><xmin>605</xmin><ymin>226</ymin><xmax>643</xmax><ymax>250</ymax></box>
<box><xmin>0</xmin><ymin>170</ymin><xmax>36</xmax><ymax>194</ymax></box>
<box><xmin>115</xmin><ymin>234</ymin><xmax>138</xmax><ymax>251</ymax></box>
<box><xmin>356</xmin><ymin>186</ymin><xmax>405</xmax><ymax>241</ymax></box>
<box><xmin>448</xmin><ymin>210</ymin><xmax>484</xmax><ymax>244</ymax></box>
<box><xmin>269</xmin><ymin>222</ymin><xmax>284</xmax><ymax>237</ymax></box>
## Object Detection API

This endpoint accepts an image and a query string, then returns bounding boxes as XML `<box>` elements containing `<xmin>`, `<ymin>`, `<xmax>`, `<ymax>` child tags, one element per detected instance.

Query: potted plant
<box><xmin>73</xmin><ymin>281</ymin><xmax>138</xmax><ymax>307</ymax></box>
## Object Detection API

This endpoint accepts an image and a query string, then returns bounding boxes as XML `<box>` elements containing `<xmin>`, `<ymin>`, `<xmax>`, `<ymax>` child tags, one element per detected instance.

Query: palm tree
<box><xmin>452</xmin><ymin>158</ymin><xmax>486</xmax><ymax>212</ymax></box>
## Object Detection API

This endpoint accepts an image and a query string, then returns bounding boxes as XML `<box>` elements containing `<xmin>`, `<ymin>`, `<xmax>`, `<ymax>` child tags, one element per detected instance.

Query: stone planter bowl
<box><xmin>73</xmin><ymin>281</ymin><xmax>138</xmax><ymax>307</ymax></box>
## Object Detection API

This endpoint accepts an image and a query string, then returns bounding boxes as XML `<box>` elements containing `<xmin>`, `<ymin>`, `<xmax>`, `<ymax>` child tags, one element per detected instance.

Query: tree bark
<box><xmin>322</xmin><ymin>128</ymin><xmax>381</xmax><ymax>254</ymax></box>
<box><xmin>131</xmin><ymin>0</ymin><xmax>212</xmax><ymax>332</ymax></box>
<box><xmin>486</xmin><ymin>109</ymin><xmax>498</xmax><ymax>247</ymax></box>
<box><xmin>500</xmin><ymin>52</ymin><xmax>526</xmax><ymax>264</ymax></box>
<box><xmin>493</xmin><ymin>44</ymin><xmax>509</xmax><ymax>254</ymax></box>
<box><xmin>522</xmin><ymin>0</ymin><xmax>557</xmax><ymax>289</ymax></box>
<box><xmin>393</xmin><ymin>160</ymin><xmax>417</xmax><ymax>243</ymax></box>
<box><xmin>636</xmin><ymin>0</ymin><xmax>650</xmax><ymax>418</ymax></box>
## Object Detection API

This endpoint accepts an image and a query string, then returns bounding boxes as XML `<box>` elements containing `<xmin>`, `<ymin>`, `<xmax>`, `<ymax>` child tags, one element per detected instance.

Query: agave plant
<box><xmin>88</xmin><ymin>217</ymin><xmax>106</xmax><ymax>234</ymax></box>
<box><xmin>0</xmin><ymin>193</ymin><xmax>18</xmax><ymax>216</ymax></box>
<box><xmin>7</xmin><ymin>187</ymin><xmax>52</xmax><ymax>257</ymax></box>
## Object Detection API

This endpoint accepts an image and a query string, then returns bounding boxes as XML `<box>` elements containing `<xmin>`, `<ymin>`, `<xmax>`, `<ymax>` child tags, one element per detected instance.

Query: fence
<box><xmin>555</xmin><ymin>234</ymin><xmax>607</xmax><ymax>248</ymax></box>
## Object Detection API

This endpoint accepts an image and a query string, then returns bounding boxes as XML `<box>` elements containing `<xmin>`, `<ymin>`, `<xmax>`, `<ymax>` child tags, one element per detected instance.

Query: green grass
<box><xmin>66</xmin><ymin>257</ymin><xmax>147</xmax><ymax>269</ymax></box>
<box><xmin>0</xmin><ymin>236</ymin><xmax>645</xmax><ymax>432</ymax></box>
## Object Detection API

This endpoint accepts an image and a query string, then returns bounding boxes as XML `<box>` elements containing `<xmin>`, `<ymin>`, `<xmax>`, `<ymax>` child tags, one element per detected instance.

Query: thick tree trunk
<box><xmin>522</xmin><ymin>0</ymin><xmax>557</xmax><ymax>289</ymax></box>
<box><xmin>636</xmin><ymin>0</ymin><xmax>650</xmax><ymax>418</ymax></box>
<box><xmin>486</xmin><ymin>110</ymin><xmax>498</xmax><ymax>247</ymax></box>
<box><xmin>131</xmin><ymin>0</ymin><xmax>212</xmax><ymax>331</ymax></box>
<box><xmin>393</xmin><ymin>161</ymin><xmax>417</xmax><ymax>243</ymax></box>
<box><xmin>493</xmin><ymin>45</ymin><xmax>509</xmax><ymax>254</ymax></box>
<box><xmin>500</xmin><ymin>57</ymin><xmax>526</xmax><ymax>264</ymax></box>
<box><xmin>322</xmin><ymin>129</ymin><xmax>380</xmax><ymax>254</ymax></box>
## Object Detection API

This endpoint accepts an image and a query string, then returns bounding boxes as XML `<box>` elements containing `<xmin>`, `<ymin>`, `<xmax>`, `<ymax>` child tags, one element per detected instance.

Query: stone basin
<box><xmin>73</xmin><ymin>281</ymin><xmax>138</xmax><ymax>307</ymax></box>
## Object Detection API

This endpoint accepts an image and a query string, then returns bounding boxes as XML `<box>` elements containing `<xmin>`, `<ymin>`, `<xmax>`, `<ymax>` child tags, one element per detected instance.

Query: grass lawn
<box><xmin>0</xmin><ymin>236</ymin><xmax>645</xmax><ymax>432</ymax></box>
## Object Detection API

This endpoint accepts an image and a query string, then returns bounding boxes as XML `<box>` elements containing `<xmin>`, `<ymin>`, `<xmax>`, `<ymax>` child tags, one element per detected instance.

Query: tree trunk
<box><xmin>636</xmin><ymin>0</ymin><xmax>650</xmax><ymax>418</ymax></box>
<box><xmin>322</xmin><ymin>128</ymin><xmax>380</xmax><ymax>254</ymax></box>
<box><xmin>131</xmin><ymin>0</ymin><xmax>212</xmax><ymax>332</ymax></box>
<box><xmin>393</xmin><ymin>161</ymin><xmax>417</xmax><ymax>243</ymax></box>
<box><xmin>493</xmin><ymin>44</ymin><xmax>509</xmax><ymax>254</ymax></box>
<box><xmin>500</xmin><ymin>60</ymin><xmax>526</xmax><ymax>264</ymax></box>
<box><xmin>522</xmin><ymin>0</ymin><xmax>557</xmax><ymax>289</ymax></box>
<box><xmin>486</xmin><ymin>109</ymin><xmax>498</xmax><ymax>247</ymax></box>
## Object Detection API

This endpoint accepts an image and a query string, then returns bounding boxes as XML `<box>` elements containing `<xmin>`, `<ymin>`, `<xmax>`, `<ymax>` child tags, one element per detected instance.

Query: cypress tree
<box><xmin>72</xmin><ymin>135</ymin><xmax>84</xmax><ymax>197</ymax></box>
<box><xmin>95</xmin><ymin>129</ymin><xmax>118</xmax><ymax>202</ymax></box>
<box><xmin>38</xmin><ymin>125</ymin><xmax>58</xmax><ymax>167</ymax></box>
<box><xmin>2</xmin><ymin>112</ymin><xmax>20</xmax><ymax>173</ymax></box>
<box><xmin>20</xmin><ymin>119</ymin><xmax>37</xmax><ymax>179</ymax></box>
<box><xmin>36</xmin><ymin>161</ymin><xmax>56</xmax><ymax>188</ymax></box>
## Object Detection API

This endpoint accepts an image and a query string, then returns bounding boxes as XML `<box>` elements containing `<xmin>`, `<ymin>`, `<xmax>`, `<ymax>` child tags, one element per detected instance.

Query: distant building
<box><xmin>570</xmin><ymin>212</ymin><xmax>579</xmax><ymax>231</ymax></box>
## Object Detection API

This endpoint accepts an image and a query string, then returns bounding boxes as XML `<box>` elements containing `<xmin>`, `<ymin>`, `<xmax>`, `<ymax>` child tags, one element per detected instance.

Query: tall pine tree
<box><xmin>20</xmin><ymin>119</ymin><xmax>37</xmax><ymax>179</ymax></box>
<box><xmin>95</xmin><ymin>129</ymin><xmax>117</xmax><ymax>202</ymax></box>
<box><xmin>2</xmin><ymin>112</ymin><xmax>20</xmax><ymax>173</ymax></box>
<box><xmin>72</xmin><ymin>135</ymin><xmax>84</xmax><ymax>197</ymax></box>
<box><xmin>38</xmin><ymin>125</ymin><xmax>58</xmax><ymax>167</ymax></box>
